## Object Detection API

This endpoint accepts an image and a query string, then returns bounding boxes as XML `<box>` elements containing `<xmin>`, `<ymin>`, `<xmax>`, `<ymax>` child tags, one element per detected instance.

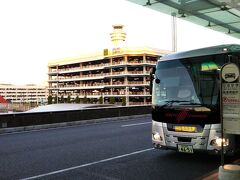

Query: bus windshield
<box><xmin>152</xmin><ymin>55</ymin><xmax>225</xmax><ymax>107</ymax></box>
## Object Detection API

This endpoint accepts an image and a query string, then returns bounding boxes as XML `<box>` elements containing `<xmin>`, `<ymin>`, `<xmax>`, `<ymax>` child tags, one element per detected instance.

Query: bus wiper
<box><xmin>165</xmin><ymin>100</ymin><xmax>190</xmax><ymax>103</ymax></box>
<box><xmin>159</xmin><ymin>100</ymin><xmax>190</xmax><ymax>109</ymax></box>
<box><xmin>180</xmin><ymin>102</ymin><xmax>213</xmax><ymax>109</ymax></box>
<box><xmin>180</xmin><ymin>102</ymin><xmax>202</xmax><ymax>105</ymax></box>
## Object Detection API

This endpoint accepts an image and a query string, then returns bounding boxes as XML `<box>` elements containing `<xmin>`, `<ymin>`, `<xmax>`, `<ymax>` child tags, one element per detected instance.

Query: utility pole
<box><xmin>171</xmin><ymin>13</ymin><xmax>177</xmax><ymax>52</ymax></box>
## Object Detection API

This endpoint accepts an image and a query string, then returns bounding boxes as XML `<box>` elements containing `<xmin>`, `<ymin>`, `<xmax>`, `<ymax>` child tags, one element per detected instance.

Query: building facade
<box><xmin>0</xmin><ymin>84</ymin><xmax>48</xmax><ymax>105</ymax></box>
<box><xmin>48</xmin><ymin>25</ymin><xmax>171</xmax><ymax>105</ymax></box>
<box><xmin>48</xmin><ymin>47</ymin><xmax>171</xmax><ymax>105</ymax></box>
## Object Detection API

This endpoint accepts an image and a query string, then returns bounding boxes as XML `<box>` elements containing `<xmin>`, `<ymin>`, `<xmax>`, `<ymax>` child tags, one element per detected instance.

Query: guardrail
<box><xmin>0</xmin><ymin>105</ymin><xmax>151</xmax><ymax>129</ymax></box>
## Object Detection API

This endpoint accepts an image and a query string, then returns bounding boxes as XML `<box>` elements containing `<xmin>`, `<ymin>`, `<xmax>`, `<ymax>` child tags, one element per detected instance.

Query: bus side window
<box><xmin>231</xmin><ymin>54</ymin><xmax>240</xmax><ymax>67</ymax></box>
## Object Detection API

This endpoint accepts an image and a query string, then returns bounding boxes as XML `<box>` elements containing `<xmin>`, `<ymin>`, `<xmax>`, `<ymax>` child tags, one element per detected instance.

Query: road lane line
<box><xmin>22</xmin><ymin>148</ymin><xmax>154</xmax><ymax>180</ymax></box>
<box><xmin>121</xmin><ymin>122</ymin><xmax>151</xmax><ymax>127</ymax></box>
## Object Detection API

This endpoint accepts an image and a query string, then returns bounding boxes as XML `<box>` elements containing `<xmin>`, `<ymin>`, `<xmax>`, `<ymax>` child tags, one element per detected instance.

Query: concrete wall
<box><xmin>0</xmin><ymin>105</ymin><xmax>151</xmax><ymax>129</ymax></box>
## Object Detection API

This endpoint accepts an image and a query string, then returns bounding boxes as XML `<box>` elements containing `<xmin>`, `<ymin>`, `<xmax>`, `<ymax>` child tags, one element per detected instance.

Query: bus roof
<box><xmin>160</xmin><ymin>44</ymin><xmax>240</xmax><ymax>61</ymax></box>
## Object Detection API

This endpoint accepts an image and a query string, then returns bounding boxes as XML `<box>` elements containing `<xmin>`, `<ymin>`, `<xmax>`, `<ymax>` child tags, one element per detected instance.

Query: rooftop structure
<box><xmin>110</xmin><ymin>24</ymin><xmax>126</xmax><ymax>49</ymax></box>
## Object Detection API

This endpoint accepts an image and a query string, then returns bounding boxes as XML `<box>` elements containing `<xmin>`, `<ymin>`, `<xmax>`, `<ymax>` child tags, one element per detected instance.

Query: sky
<box><xmin>1</xmin><ymin>0</ymin><xmax>240</xmax><ymax>85</ymax></box>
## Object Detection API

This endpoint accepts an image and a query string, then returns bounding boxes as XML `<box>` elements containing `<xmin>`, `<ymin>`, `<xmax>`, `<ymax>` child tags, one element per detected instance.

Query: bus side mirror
<box><xmin>155</xmin><ymin>78</ymin><xmax>160</xmax><ymax>84</ymax></box>
<box><xmin>150</xmin><ymin>67</ymin><xmax>156</xmax><ymax>95</ymax></box>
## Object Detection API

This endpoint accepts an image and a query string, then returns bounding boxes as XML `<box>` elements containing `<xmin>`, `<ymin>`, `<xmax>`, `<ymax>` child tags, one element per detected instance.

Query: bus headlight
<box><xmin>210</xmin><ymin>137</ymin><xmax>229</xmax><ymax>147</ymax></box>
<box><xmin>152</xmin><ymin>132</ymin><xmax>162</xmax><ymax>141</ymax></box>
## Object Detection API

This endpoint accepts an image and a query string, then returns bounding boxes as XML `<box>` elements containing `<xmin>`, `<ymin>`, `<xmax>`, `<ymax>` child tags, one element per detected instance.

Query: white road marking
<box><xmin>121</xmin><ymin>122</ymin><xmax>151</xmax><ymax>127</ymax></box>
<box><xmin>22</xmin><ymin>148</ymin><xmax>154</xmax><ymax>180</ymax></box>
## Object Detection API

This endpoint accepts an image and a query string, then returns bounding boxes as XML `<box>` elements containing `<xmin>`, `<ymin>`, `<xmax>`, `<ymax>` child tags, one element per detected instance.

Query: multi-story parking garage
<box><xmin>48</xmin><ymin>25</ymin><xmax>171</xmax><ymax>105</ymax></box>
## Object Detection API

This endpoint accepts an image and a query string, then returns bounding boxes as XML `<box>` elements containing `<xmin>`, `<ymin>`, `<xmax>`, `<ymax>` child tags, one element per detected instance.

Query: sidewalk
<box><xmin>201</xmin><ymin>159</ymin><xmax>240</xmax><ymax>180</ymax></box>
<box><xmin>202</xmin><ymin>170</ymin><xmax>218</xmax><ymax>180</ymax></box>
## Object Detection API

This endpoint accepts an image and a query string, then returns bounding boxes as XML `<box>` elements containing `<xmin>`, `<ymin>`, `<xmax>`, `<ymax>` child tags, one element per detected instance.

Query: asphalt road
<box><xmin>0</xmin><ymin>116</ymin><xmax>234</xmax><ymax>180</ymax></box>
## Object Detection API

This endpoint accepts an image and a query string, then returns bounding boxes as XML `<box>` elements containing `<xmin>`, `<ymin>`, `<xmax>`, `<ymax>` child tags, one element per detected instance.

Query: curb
<box><xmin>201</xmin><ymin>159</ymin><xmax>240</xmax><ymax>180</ymax></box>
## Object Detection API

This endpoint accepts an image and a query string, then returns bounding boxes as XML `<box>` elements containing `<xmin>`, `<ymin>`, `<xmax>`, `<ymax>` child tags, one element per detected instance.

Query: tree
<box><xmin>122</xmin><ymin>97</ymin><xmax>126</xmax><ymax>106</ymax></box>
<box><xmin>75</xmin><ymin>95</ymin><xmax>80</xmax><ymax>103</ymax></box>
<box><xmin>110</xmin><ymin>97</ymin><xmax>115</xmax><ymax>104</ymax></box>
<box><xmin>90</xmin><ymin>98</ymin><xmax>95</xmax><ymax>104</ymax></box>
<box><xmin>60</xmin><ymin>95</ymin><xmax>64</xmax><ymax>103</ymax></box>
<box><xmin>83</xmin><ymin>96</ymin><xmax>88</xmax><ymax>103</ymax></box>
<box><xmin>53</xmin><ymin>96</ymin><xmax>59</xmax><ymax>104</ymax></box>
<box><xmin>48</xmin><ymin>95</ymin><xmax>53</xmax><ymax>104</ymax></box>
<box><xmin>98</xmin><ymin>96</ymin><xmax>103</xmax><ymax>104</ymax></box>
<box><xmin>53</xmin><ymin>96</ymin><xmax>58</xmax><ymax>104</ymax></box>
<box><xmin>67</xmin><ymin>95</ymin><xmax>71</xmax><ymax>103</ymax></box>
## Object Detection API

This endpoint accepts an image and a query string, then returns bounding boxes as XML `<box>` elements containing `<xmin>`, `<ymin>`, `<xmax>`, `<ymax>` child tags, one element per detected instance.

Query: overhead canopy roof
<box><xmin>127</xmin><ymin>0</ymin><xmax>240</xmax><ymax>39</ymax></box>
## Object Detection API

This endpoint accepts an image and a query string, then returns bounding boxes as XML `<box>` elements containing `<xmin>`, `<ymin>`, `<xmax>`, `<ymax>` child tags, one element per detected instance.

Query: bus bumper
<box><xmin>152</xmin><ymin>142</ymin><xmax>236</xmax><ymax>155</ymax></box>
<box><xmin>152</xmin><ymin>121</ymin><xmax>237</xmax><ymax>155</ymax></box>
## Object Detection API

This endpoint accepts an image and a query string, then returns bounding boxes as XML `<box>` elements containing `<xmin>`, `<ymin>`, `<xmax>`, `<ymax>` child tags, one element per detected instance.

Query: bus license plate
<box><xmin>177</xmin><ymin>144</ymin><xmax>193</xmax><ymax>154</ymax></box>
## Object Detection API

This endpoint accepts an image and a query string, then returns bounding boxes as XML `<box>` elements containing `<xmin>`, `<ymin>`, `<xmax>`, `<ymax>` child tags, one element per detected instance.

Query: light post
<box><xmin>56</xmin><ymin>90</ymin><xmax>59</xmax><ymax>104</ymax></box>
<box><xmin>102</xmin><ymin>90</ymin><xmax>104</xmax><ymax>105</ymax></box>
<box><xmin>126</xmin><ymin>86</ymin><xmax>129</xmax><ymax>106</ymax></box>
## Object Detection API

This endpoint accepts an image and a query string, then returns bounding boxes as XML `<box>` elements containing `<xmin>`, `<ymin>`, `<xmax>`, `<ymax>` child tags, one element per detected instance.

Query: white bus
<box><xmin>150</xmin><ymin>44</ymin><xmax>240</xmax><ymax>155</ymax></box>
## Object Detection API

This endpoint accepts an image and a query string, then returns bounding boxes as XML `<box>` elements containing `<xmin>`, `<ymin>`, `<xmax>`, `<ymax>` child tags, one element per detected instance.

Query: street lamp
<box><xmin>126</xmin><ymin>86</ymin><xmax>129</xmax><ymax>106</ymax></box>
